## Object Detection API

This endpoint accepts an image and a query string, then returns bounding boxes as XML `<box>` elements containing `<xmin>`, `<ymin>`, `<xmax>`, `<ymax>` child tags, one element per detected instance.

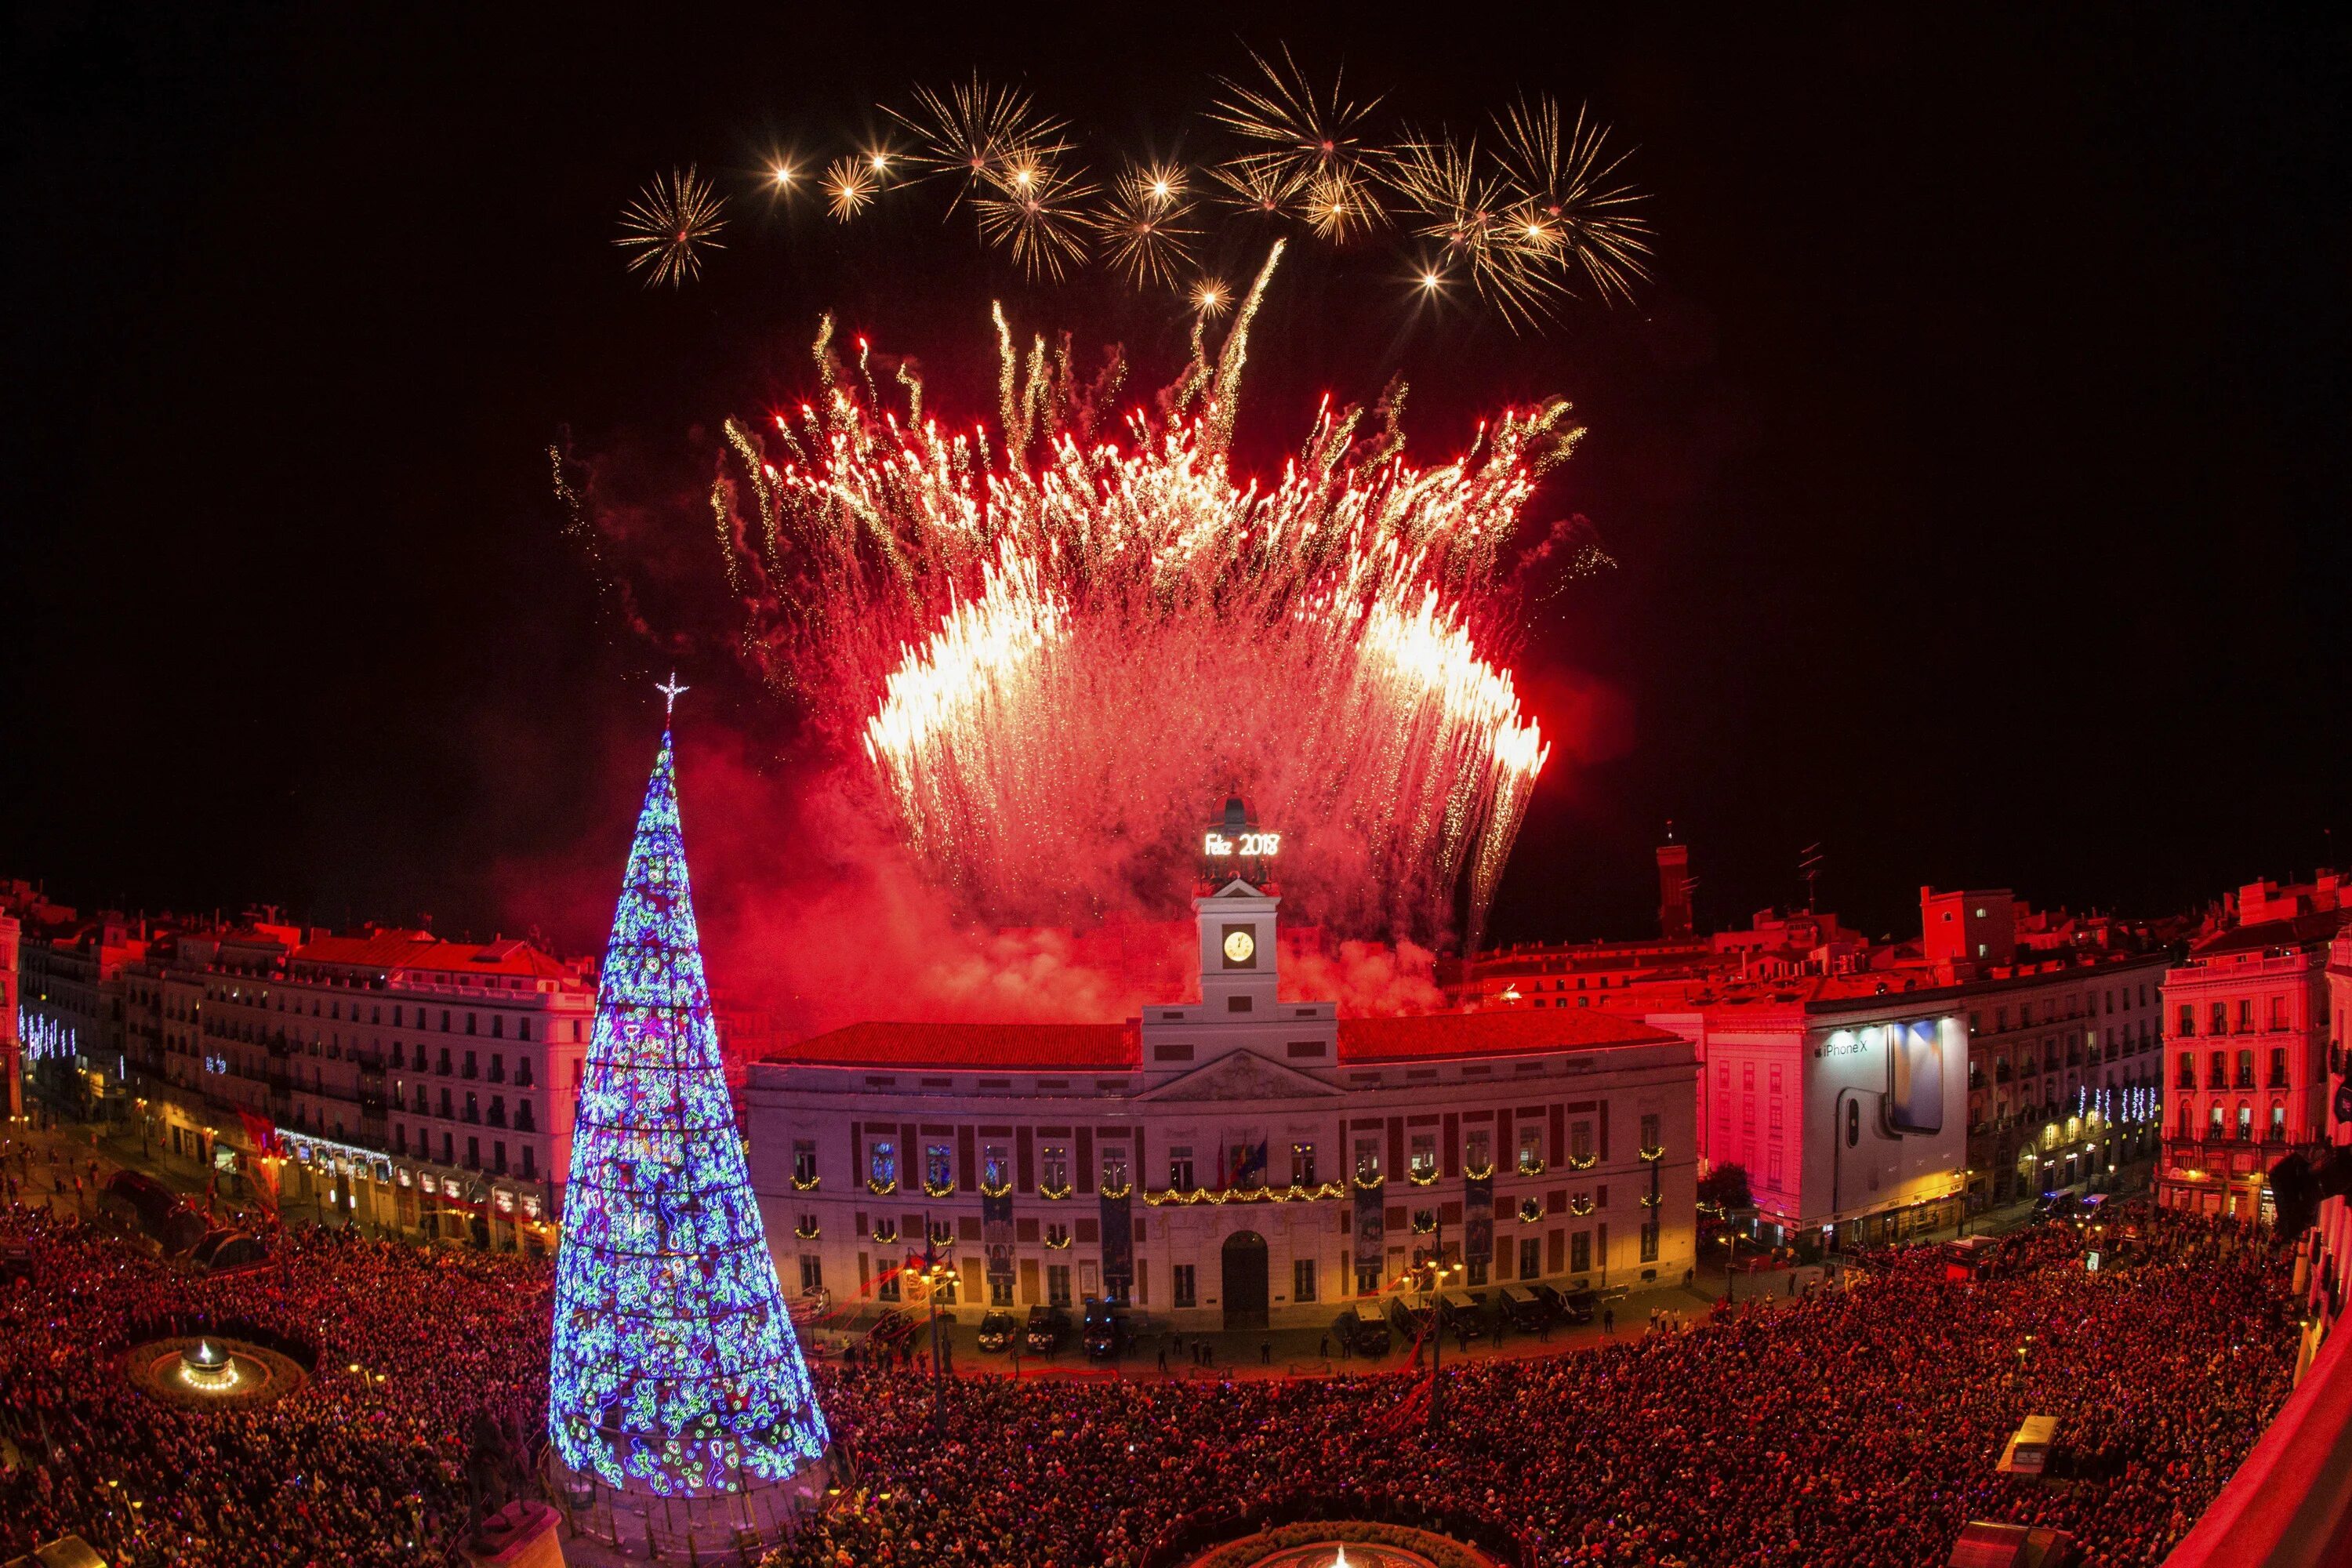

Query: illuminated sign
<box><xmin>1203</xmin><ymin>831</ymin><xmax>1281</xmax><ymax>858</ymax></box>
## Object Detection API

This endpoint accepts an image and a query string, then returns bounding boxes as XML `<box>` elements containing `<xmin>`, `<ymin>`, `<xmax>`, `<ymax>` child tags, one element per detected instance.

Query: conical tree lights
<box><xmin>549</xmin><ymin>699</ymin><xmax>828</xmax><ymax>1496</ymax></box>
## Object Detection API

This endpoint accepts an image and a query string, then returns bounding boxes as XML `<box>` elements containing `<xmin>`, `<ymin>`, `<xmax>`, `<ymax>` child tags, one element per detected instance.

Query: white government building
<box><xmin>743</xmin><ymin>802</ymin><xmax>1698</xmax><ymax>1331</ymax></box>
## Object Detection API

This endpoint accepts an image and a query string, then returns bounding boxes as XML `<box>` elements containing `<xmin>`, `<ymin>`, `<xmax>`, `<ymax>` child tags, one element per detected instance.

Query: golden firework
<box><xmin>1207</xmin><ymin>156</ymin><xmax>1309</xmax><ymax>220</ymax></box>
<box><xmin>1096</xmin><ymin>166</ymin><xmax>1200</xmax><ymax>288</ymax></box>
<box><xmin>1385</xmin><ymin>131</ymin><xmax>1561</xmax><ymax>328</ymax></box>
<box><xmin>891</xmin><ymin>74</ymin><xmax>1072</xmax><ymax>212</ymax></box>
<box><xmin>972</xmin><ymin>152</ymin><xmax>1098</xmax><ymax>281</ymax></box>
<box><xmin>1209</xmin><ymin>44</ymin><xmax>1387</xmax><ymax>238</ymax></box>
<box><xmin>614</xmin><ymin>165</ymin><xmax>727</xmax><ymax>288</ymax></box>
<box><xmin>823</xmin><ymin>154</ymin><xmax>880</xmax><ymax>221</ymax></box>
<box><xmin>1490</xmin><ymin>94</ymin><xmax>1651</xmax><ymax>303</ymax></box>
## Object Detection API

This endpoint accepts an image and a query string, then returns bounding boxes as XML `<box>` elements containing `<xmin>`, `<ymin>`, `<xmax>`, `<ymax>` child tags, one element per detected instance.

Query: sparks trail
<box><xmin>708</xmin><ymin>247</ymin><xmax>1576</xmax><ymax>947</ymax></box>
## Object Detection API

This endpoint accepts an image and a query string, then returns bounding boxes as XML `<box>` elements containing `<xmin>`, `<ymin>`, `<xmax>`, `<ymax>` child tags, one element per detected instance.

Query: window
<box><xmin>1570</xmin><ymin>1231</ymin><xmax>1591</xmax><ymax>1273</ymax></box>
<box><xmin>1464</xmin><ymin>1128</ymin><xmax>1490</xmax><ymax>1175</ymax></box>
<box><xmin>1570</xmin><ymin>1120</ymin><xmax>1595</xmax><ymax>1163</ymax></box>
<box><xmin>2209</xmin><ymin>1003</ymin><xmax>2228</xmax><ymax>1036</ymax></box>
<box><xmin>2237</xmin><ymin>1103</ymin><xmax>2252</xmax><ymax>1142</ymax></box>
<box><xmin>982</xmin><ymin>1145</ymin><xmax>1010</xmax><ymax>1190</ymax></box>
<box><xmin>2236</xmin><ymin>1050</ymin><xmax>2256</xmax><ymax>1089</ymax></box>
<box><xmin>489</xmin><ymin>1054</ymin><xmax>505</xmax><ymax>1083</ymax></box>
<box><xmin>437</xmin><ymin>1087</ymin><xmax>452</xmax><ymax>1117</ymax></box>
<box><xmin>1640</xmin><ymin>1219</ymin><xmax>1660</xmax><ymax>1263</ymax></box>
<box><xmin>924</xmin><ymin>1142</ymin><xmax>954</xmax><ymax>1192</ymax></box>
<box><xmin>1518</xmin><ymin>1126</ymin><xmax>1545</xmax><ymax>1175</ymax></box>
<box><xmin>1519</xmin><ymin>1237</ymin><xmax>1541</xmax><ymax>1279</ymax></box>
<box><xmin>1294</xmin><ymin>1258</ymin><xmax>1317</xmax><ymax>1302</ymax></box>
<box><xmin>2177</xmin><ymin>1054</ymin><xmax>2196</xmax><ymax>1091</ymax></box>
<box><xmin>1167</xmin><ymin>1146</ymin><xmax>1195</xmax><ymax>1190</ymax></box>
<box><xmin>1045</xmin><ymin>1221</ymin><xmax>1069</xmax><ymax>1249</ymax></box>
<box><xmin>1640</xmin><ymin>1112</ymin><xmax>1661</xmax><ymax>1152</ymax></box>
<box><xmin>488</xmin><ymin>1095</ymin><xmax>506</xmax><ymax>1128</ymax></box>
<box><xmin>2209</xmin><ymin>1051</ymin><xmax>2227</xmax><ymax>1089</ymax></box>
<box><xmin>1101</xmin><ymin>1146</ymin><xmax>1130</xmax><ymax>1192</ymax></box>
<box><xmin>877</xmin><ymin>1269</ymin><xmax>901</xmax><ymax>1303</ymax></box>
<box><xmin>2271</xmin><ymin>1102</ymin><xmax>2288</xmax><ymax>1141</ymax></box>
<box><xmin>464</xmin><ymin>1091</ymin><xmax>479</xmax><ymax>1124</ymax></box>
<box><xmin>493</xmin><ymin>1141</ymin><xmax>507</xmax><ymax>1174</ymax></box>
<box><xmin>989</xmin><ymin>1272</ymin><xmax>1013</xmax><ymax>1306</ymax></box>
<box><xmin>1353</xmin><ymin>1137</ymin><xmax>1381</xmax><ymax>1184</ymax></box>
<box><xmin>1172</xmin><ymin>1264</ymin><xmax>1197</xmax><ymax>1308</ymax></box>
<box><xmin>1290</xmin><ymin>1142</ymin><xmax>1318</xmax><ymax>1186</ymax></box>
<box><xmin>869</xmin><ymin>1139</ymin><xmax>897</xmax><ymax>1190</ymax></box>
<box><xmin>463</xmin><ymin>1050</ymin><xmax>477</xmax><ymax>1079</ymax></box>
<box><xmin>521</xmin><ymin>1146</ymin><xmax>535</xmax><ymax>1178</ymax></box>
<box><xmin>517</xmin><ymin>1058</ymin><xmax>533</xmax><ymax>1088</ymax></box>
<box><xmin>1041</xmin><ymin>1143</ymin><xmax>1069</xmax><ymax>1192</ymax></box>
<box><xmin>793</xmin><ymin>1141</ymin><xmax>818</xmax><ymax>1185</ymax></box>
<box><xmin>799</xmin><ymin>1254</ymin><xmax>823</xmax><ymax>1293</ymax></box>
<box><xmin>1408</xmin><ymin>1134</ymin><xmax>1437</xmax><ymax>1181</ymax></box>
<box><xmin>2209</xmin><ymin>1103</ymin><xmax>2225</xmax><ymax>1138</ymax></box>
<box><xmin>1047</xmin><ymin>1264</ymin><xmax>1072</xmax><ymax>1307</ymax></box>
<box><xmin>466</xmin><ymin>1136</ymin><xmax>480</xmax><ymax>1169</ymax></box>
<box><xmin>2270</xmin><ymin>1048</ymin><xmax>2288</xmax><ymax>1089</ymax></box>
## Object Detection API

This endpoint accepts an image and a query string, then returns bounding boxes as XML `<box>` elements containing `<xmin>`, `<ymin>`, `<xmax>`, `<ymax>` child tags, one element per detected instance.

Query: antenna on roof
<box><xmin>1798</xmin><ymin>843</ymin><xmax>1824</xmax><ymax>913</ymax></box>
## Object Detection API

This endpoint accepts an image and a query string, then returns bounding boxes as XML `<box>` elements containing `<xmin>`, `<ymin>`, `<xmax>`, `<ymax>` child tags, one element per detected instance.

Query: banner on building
<box><xmin>1464</xmin><ymin>1171</ymin><xmax>1494</xmax><ymax>1265</ymax></box>
<box><xmin>982</xmin><ymin>1185</ymin><xmax>1014</xmax><ymax>1283</ymax></box>
<box><xmin>1353</xmin><ymin>1180</ymin><xmax>1385</xmax><ymax>1269</ymax></box>
<box><xmin>1098</xmin><ymin>1188</ymin><xmax>1133</xmax><ymax>1297</ymax></box>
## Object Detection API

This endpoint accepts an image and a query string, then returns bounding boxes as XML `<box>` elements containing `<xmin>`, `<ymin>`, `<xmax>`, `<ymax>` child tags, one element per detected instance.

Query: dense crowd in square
<box><xmin>0</xmin><ymin>1195</ymin><xmax>2297</xmax><ymax>1568</ymax></box>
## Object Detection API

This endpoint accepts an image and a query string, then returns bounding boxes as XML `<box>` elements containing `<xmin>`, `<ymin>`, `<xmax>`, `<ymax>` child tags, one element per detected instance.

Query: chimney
<box><xmin>1657</xmin><ymin>831</ymin><xmax>1693</xmax><ymax>941</ymax></box>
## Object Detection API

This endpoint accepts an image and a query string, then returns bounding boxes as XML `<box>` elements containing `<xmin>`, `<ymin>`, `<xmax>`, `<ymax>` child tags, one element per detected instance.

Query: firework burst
<box><xmin>822</xmin><ymin>155</ymin><xmax>881</xmax><ymax>220</ymax></box>
<box><xmin>1095</xmin><ymin>166</ymin><xmax>1200</xmax><ymax>288</ymax></box>
<box><xmin>890</xmin><ymin>74</ymin><xmax>1072</xmax><ymax>212</ymax></box>
<box><xmin>1490</xmin><ymin>94</ymin><xmax>1652</xmax><ymax>303</ymax></box>
<box><xmin>971</xmin><ymin>153</ymin><xmax>1098</xmax><ymax>280</ymax></box>
<box><xmin>615</xmin><ymin>166</ymin><xmax>727</xmax><ymax>287</ymax></box>
<box><xmin>707</xmin><ymin>249</ymin><xmax>1573</xmax><ymax>944</ymax></box>
<box><xmin>1386</xmin><ymin>132</ymin><xmax>1563</xmax><ymax>328</ymax></box>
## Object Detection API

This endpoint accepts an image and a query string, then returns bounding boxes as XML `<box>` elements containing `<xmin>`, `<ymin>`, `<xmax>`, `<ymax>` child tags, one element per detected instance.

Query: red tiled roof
<box><xmin>770</xmin><ymin>1020</ymin><xmax>1140</xmax><ymax>1072</ymax></box>
<box><xmin>2190</xmin><ymin>908</ymin><xmax>2350</xmax><ymax>960</ymax></box>
<box><xmin>292</xmin><ymin>932</ymin><xmax>573</xmax><ymax>981</ymax></box>
<box><xmin>1338</xmin><ymin>1007</ymin><xmax>1679</xmax><ymax>1062</ymax></box>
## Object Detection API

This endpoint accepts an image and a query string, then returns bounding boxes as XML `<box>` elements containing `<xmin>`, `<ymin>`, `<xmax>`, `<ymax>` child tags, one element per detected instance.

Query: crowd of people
<box><xmin>0</xmin><ymin>1192</ymin><xmax>2300</xmax><ymax>1568</ymax></box>
<box><xmin>0</xmin><ymin>1206</ymin><xmax>550</xmax><ymax>1567</ymax></box>
<box><xmin>768</xmin><ymin>1210</ymin><xmax>2296</xmax><ymax>1568</ymax></box>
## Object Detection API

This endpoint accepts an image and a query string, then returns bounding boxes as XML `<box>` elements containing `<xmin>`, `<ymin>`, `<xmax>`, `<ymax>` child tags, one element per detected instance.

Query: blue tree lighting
<box><xmin>549</xmin><ymin>699</ymin><xmax>828</xmax><ymax>1496</ymax></box>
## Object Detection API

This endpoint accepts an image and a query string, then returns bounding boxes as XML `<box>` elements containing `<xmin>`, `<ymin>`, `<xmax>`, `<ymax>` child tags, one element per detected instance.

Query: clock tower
<box><xmin>1196</xmin><ymin>793</ymin><xmax>1279</xmax><ymax>1017</ymax></box>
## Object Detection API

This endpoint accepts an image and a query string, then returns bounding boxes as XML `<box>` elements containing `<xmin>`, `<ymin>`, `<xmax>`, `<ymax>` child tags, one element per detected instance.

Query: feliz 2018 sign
<box><xmin>1204</xmin><ymin>831</ymin><xmax>1281</xmax><ymax>858</ymax></box>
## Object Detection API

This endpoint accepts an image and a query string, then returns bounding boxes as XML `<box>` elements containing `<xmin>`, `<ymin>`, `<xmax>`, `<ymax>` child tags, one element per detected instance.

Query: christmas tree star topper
<box><xmin>655</xmin><ymin>672</ymin><xmax>689</xmax><ymax>717</ymax></box>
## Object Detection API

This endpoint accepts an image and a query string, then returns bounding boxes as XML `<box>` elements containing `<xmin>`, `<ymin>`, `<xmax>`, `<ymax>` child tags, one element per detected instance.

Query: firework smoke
<box><xmin>702</xmin><ymin>248</ymin><xmax>1573</xmax><ymax>948</ymax></box>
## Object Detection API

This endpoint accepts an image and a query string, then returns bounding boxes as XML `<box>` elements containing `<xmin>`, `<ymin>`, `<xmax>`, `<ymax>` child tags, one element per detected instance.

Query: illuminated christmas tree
<box><xmin>550</xmin><ymin>681</ymin><xmax>828</xmax><ymax>1497</ymax></box>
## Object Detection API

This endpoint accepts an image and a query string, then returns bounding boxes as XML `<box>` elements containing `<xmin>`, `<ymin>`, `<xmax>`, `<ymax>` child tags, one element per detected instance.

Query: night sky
<box><xmin>5</xmin><ymin>8</ymin><xmax>2347</xmax><ymax>957</ymax></box>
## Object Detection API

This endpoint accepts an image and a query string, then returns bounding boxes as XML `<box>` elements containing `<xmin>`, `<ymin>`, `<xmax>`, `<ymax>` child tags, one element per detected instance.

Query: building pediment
<box><xmin>1142</xmin><ymin>1048</ymin><xmax>1341</xmax><ymax>1102</ymax></box>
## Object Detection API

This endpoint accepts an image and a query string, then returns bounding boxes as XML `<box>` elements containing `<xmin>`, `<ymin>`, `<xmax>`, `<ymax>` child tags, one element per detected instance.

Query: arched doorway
<box><xmin>1221</xmin><ymin>1232</ymin><xmax>1269</xmax><ymax>1330</ymax></box>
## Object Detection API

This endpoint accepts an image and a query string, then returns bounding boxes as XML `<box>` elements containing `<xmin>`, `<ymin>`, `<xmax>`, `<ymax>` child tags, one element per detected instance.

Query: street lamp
<box><xmin>909</xmin><ymin>1221</ymin><xmax>959</xmax><ymax>1434</ymax></box>
<box><xmin>1424</xmin><ymin>1212</ymin><xmax>1465</xmax><ymax>1437</ymax></box>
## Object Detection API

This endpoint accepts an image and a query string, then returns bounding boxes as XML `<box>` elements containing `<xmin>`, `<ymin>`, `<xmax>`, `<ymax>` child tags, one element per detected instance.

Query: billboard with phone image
<box><xmin>1886</xmin><ymin>1020</ymin><xmax>1944</xmax><ymax>1134</ymax></box>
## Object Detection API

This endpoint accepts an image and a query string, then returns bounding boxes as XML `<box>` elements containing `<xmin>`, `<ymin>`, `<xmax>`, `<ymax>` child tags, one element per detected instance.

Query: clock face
<box><xmin>1222</xmin><ymin>927</ymin><xmax>1256</xmax><ymax>964</ymax></box>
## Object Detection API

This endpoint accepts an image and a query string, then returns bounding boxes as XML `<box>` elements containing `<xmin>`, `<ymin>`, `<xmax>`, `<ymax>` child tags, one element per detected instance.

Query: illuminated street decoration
<box><xmin>549</xmin><ymin>711</ymin><xmax>829</xmax><ymax>1496</ymax></box>
<box><xmin>17</xmin><ymin>1010</ymin><xmax>76</xmax><ymax>1064</ymax></box>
